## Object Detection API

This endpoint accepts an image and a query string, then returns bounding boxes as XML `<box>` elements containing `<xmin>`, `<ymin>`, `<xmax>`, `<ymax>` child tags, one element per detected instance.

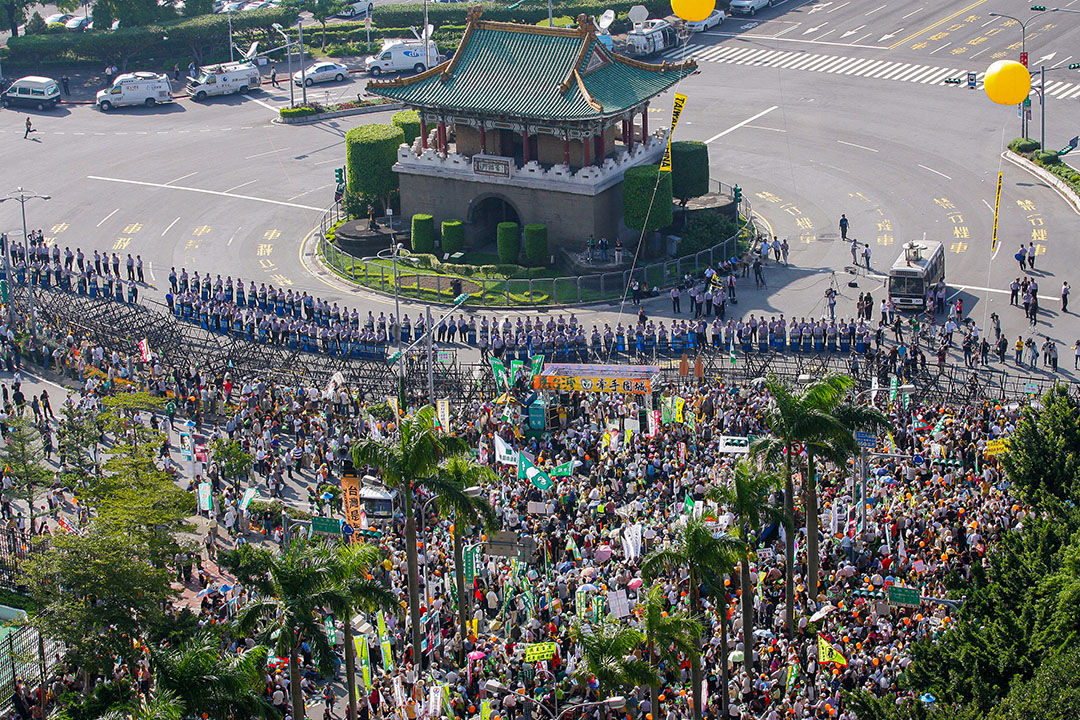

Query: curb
<box><xmin>1002</xmin><ymin>150</ymin><xmax>1080</xmax><ymax>217</ymax></box>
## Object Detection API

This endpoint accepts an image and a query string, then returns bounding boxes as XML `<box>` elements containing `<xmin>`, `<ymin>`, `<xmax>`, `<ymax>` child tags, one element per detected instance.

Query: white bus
<box><xmin>888</xmin><ymin>241</ymin><xmax>945</xmax><ymax>310</ymax></box>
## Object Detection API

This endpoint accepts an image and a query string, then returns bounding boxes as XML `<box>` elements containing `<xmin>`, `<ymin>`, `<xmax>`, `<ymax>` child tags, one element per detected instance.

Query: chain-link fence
<box><xmin>318</xmin><ymin>179</ymin><xmax>762</xmax><ymax>307</ymax></box>
<box><xmin>0</xmin><ymin>623</ymin><xmax>65</xmax><ymax>718</ymax></box>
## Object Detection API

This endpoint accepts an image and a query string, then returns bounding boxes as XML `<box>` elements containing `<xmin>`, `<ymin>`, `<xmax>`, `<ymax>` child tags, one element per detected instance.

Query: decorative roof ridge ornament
<box><xmin>573</xmin><ymin>69</ymin><xmax>603</xmax><ymax>112</ymax></box>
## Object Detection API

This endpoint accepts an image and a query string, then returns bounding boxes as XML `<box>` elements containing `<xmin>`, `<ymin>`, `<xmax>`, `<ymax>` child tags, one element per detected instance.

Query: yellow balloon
<box><xmin>671</xmin><ymin>0</ymin><xmax>715</xmax><ymax>23</ymax></box>
<box><xmin>984</xmin><ymin>59</ymin><xmax>1031</xmax><ymax>106</ymax></box>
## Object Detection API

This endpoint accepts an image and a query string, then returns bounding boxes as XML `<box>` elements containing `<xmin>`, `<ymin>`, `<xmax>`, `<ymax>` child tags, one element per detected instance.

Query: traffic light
<box><xmin>944</xmin><ymin>77</ymin><xmax>962</xmax><ymax>84</ymax></box>
<box><xmin>1031</xmin><ymin>5</ymin><xmax>1046</xmax><ymax>10</ymax></box>
<box><xmin>334</xmin><ymin>167</ymin><xmax>344</xmax><ymax>184</ymax></box>
<box><xmin>1070</xmin><ymin>63</ymin><xmax>1080</xmax><ymax>69</ymax></box>
<box><xmin>733</xmin><ymin>184</ymin><xmax>742</xmax><ymax>203</ymax></box>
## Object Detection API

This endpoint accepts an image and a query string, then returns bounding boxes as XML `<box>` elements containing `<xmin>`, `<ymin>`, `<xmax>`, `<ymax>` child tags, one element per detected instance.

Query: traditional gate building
<box><xmin>367</xmin><ymin>7</ymin><xmax>695</xmax><ymax>249</ymax></box>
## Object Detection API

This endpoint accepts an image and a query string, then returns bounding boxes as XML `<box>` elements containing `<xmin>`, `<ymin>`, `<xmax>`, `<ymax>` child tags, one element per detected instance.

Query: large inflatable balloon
<box><xmin>984</xmin><ymin>59</ymin><xmax>1031</xmax><ymax>106</ymax></box>
<box><xmin>671</xmin><ymin>0</ymin><xmax>716</xmax><ymax>23</ymax></box>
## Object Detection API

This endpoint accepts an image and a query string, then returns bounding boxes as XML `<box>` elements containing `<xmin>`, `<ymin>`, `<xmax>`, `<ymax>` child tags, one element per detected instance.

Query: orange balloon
<box><xmin>658</xmin><ymin>695</ymin><xmax>666</xmax><ymax>702</ymax></box>
<box><xmin>670</xmin><ymin>0</ymin><xmax>715</xmax><ymax>22</ymax></box>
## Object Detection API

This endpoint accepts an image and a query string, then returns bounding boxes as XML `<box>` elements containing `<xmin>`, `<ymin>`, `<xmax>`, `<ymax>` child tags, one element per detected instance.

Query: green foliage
<box><xmin>371</xmin><ymin>0</ymin><xmax>670</xmax><ymax>30</ymax></box>
<box><xmin>210</xmin><ymin>437</ymin><xmax>253</xmax><ymax>482</ymax></box>
<box><xmin>441</xmin><ymin>219</ymin><xmax>464</xmax><ymax>255</ymax></box>
<box><xmin>345</xmin><ymin>123</ymin><xmax>404</xmax><ymax>206</ymax></box>
<box><xmin>677</xmin><ymin>207</ymin><xmax>739</xmax><ymax>257</ymax></box>
<box><xmin>392</xmin><ymin>109</ymin><xmax>421</xmax><ymax>145</ymax></box>
<box><xmin>366</xmin><ymin>400</ymin><xmax>395</xmax><ymax>421</ymax></box>
<box><xmin>183</xmin><ymin>0</ymin><xmax>215</xmax><ymax>17</ymax></box>
<box><xmin>622</xmin><ymin>164</ymin><xmax>673</xmax><ymax>232</ymax></box>
<box><xmin>991</xmin><ymin>645</ymin><xmax>1080</xmax><ymax>720</ymax></box>
<box><xmin>24</xmin><ymin>11</ymin><xmax>46</xmax><ymax>33</ymax></box>
<box><xmin>279</xmin><ymin>106</ymin><xmax>319</xmax><ymax>118</ymax></box>
<box><xmin>0</xmin><ymin>417</ymin><xmax>51</xmax><ymax>524</ymax></box>
<box><xmin>1034</xmin><ymin>149</ymin><xmax>1061</xmax><ymax>166</ymax></box>
<box><xmin>523</xmin><ymin>223</ymin><xmax>549</xmax><ymax>266</ymax></box>
<box><xmin>670</xmin><ymin>140</ymin><xmax>710</xmax><ymax>204</ymax></box>
<box><xmin>1000</xmin><ymin>384</ymin><xmax>1080</xmax><ymax>512</ymax></box>
<box><xmin>411</xmin><ymin>213</ymin><xmax>435</xmax><ymax>253</ymax></box>
<box><xmin>1009</xmin><ymin>137</ymin><xmax>1041</xmax><ymax>153</ymax></box>
<box><xmin>496</xmin><ymin>222</ymin><xmax>520</xmax><ymax>264</ymax></box>
<box><xmin>56</xmin><ymin>678</ymin><xmax>138</xmax><ymax>720</ymax></box>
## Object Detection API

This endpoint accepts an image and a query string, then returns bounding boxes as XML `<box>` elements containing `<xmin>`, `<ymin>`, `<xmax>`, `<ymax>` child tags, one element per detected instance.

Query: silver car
<box><xmin>293</xmin><ymin>62</ymin><xmax>349</xmax><ymax>86</ymax></box>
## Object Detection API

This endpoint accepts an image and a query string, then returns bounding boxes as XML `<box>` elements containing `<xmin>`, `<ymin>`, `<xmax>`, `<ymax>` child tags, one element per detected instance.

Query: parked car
<box><xmin>686</xmin><ymin>9</ymin><xmax>724</xmax><ymax>31</ymax></box>
<box><xmin>65</xmin><ymin>15</ymin><xmax>91</xmax><ymax>31</ymax></box>
<box><xmin>294</xmin><ymin>61</ymin><xmax>349</xmax><ymax>86</ymax></box>
<box><xmin>217</xmin><ymin>1</ymin><xmax>245</xmax><ymax>11</ymax></box>
<box><xmin>337</xmin><ymin>0</ymin><xmax>373</xmax><ymax>17</ymax></box>
<box><xmin>86</xmin><ymin>18</ymin><xmax>121</xmax><ymax>29</ymax></box>
<box><xmin>729</xmin><ymin>0</ymin><xmax>771</xmax><ymax>14</ymax></box>
<box><xmin>1</xmin><ymin>76</ymin><xmax>62</xmax><ymax>110</ymax></box>
<box><xmin>44</xmin><ymin>13</ymin><xmax>74</xmax><ymax>24</ymax></box>
<box><xmin>241</xmin><ymin>0</ymin><xmax>272</xmax><ymax>9</ymax></box>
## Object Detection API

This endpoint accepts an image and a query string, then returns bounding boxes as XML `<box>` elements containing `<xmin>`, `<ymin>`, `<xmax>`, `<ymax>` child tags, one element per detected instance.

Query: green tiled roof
<box><xmin>367</xmin><ymin>20</ymin><xmax>695</xmax><ymax>121</ymax></box>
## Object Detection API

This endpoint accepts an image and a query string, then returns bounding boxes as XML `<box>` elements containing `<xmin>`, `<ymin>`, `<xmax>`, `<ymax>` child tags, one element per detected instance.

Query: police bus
<box><xmin>888</xmin><ymin>241</ymin><xmax>945</xmax><ymax>310</ymax></box>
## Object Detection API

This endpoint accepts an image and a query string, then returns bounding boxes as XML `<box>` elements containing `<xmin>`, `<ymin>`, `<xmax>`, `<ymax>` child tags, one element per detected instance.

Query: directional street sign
<box><xmin>311</xmin><ymin>516</ymin><xmax>342</xmax><ymax>535</ymax></box>
<box><xmin>854</xmin><ymin>431</ymin><xmax>876</xmax><ymax>449</ymax></box>
<box><xmin>887</xmin><ymin>585</ymin><xmax>921</xmax><ymax>608</ymax></box>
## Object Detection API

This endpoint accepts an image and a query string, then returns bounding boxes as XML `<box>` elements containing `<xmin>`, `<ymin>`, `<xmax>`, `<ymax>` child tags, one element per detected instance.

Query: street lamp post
<box><xmin>227</xmin><ymin>7</ymin><xmax>235</xmax><ymax>62</ymax></box>
<box><xmin>988</xmin><ymin>12</ymin><xmax>1041</xmax><ymax>138</ymax></box>
<box><xmin>851</xmin><ymin>384</ymin><xmax>914</xmax><ymax>526</ymax></box>
<box><xmin>272</xmin><ymin>23</ymin><xmax>295</xmax><ymax>108</ymax></box>
<box><xmin>298</xmin><ymin>19</ymin><xmax>308</xmax><ymax>107</ymax></box>
<box><xmin>0</xmin><ymin>188</ymin><xmax>51</xmax><ymax>339</ymax></box>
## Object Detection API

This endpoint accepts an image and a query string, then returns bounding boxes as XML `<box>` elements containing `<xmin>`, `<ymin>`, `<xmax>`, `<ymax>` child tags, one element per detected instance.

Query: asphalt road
<box><xmin>2</xmin><ymin>0</ymin><xmax>1080</xmax><ymax>378</ymax></box>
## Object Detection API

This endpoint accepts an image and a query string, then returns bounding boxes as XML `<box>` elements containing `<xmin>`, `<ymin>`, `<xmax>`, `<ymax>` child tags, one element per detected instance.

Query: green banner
<box><xmin>530</xmin><ymin>355</ymin><xmax>545</xmax><ymax>382</ymax></box>
<box><xmin>510</xmin><ymin>359</ymin><xmax>525</xmax><ymax>387</ymax></box>
<box><xmin>524</xmin><ymin>641</ymin><xmax>557</xmax><ymax>662</ymax></box>
<box><xmin>490</xmin><ymin>358</ymin><xmax>509</xmax><ymax>392</ymax></box>
<box><xmin>519</xmin><ymin>454</ymin><xmax>553</xmax><ymax>491</ymax></box>
<box><xmin>551</xmin><ymin>461</ymin><xmax>573</xmax><ymax>477</ymax></box>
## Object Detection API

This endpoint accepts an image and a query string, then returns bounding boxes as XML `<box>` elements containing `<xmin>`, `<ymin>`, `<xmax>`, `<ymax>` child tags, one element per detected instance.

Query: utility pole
<box><xmin>228</xmin><ymin>8</ymin><xmax>235</xmax><ymax>62</ymax></box>
<box><xmin>0</xmin><ymin>188</ymin><xmax>50</xmax><ymax>339</ymax></box>
<box><xmin>298</xmin><ymin>20</ymin><xmax>308</xmax><ymax>106</ymax></box>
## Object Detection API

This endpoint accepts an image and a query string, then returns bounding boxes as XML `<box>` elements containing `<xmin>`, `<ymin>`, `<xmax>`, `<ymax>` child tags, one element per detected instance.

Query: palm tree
<box><xmin>96</xmin><ymin>690</ymin><xmax>185</xmax><ymax>720</ymax></box>
<box><xmin>236</xmin><ymin>540</ymin><xmax>340</xmax><ymax>720</ymax></box>
<box><xmin>751</xmin><ymin>374</ymin><xmax>850</xmax><ymax>633</ymax></box>
<box><xmin>433</xmin><ymin>455</ymin><xmax>497</xmax><ymax>664</ymax></box>
<box><xmin>641</xmin><ymin>516</ymin><xmax>742</xmax><ymax>720</ymax></box>
<box><xmin>707</xmin><ymin>460</ymin><xmax>787</xmax><ymax>680</ymax></box>
<box><xmin>352</xmin><ymin>404</ymin><xmax>468</xmax><ymax>669</ymax></box>
<box><xmin>327</xmin><ymin>542</ymin><xmax>397</xmax><ymax>720</ymax></box>
<box><xmin>571</xmin><ymin>619</ymin><xmax>658</xmax><ymax>699</ymax></box>
<box><xmin>149</xmin><ymin>633</ymin><xmax>279</xmax><ymax>720</ymax></box>
<box><xmin>640</xmin><ymin>584</ymin><xmax>703</xmax><ymax>719</ymax></box>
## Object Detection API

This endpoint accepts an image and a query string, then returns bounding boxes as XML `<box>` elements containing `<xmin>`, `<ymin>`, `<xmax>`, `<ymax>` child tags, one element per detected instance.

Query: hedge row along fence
<box><xmin>5</xmin><ymin>6</ymin><xmax>298</xmax><ymax>69</ymax></box>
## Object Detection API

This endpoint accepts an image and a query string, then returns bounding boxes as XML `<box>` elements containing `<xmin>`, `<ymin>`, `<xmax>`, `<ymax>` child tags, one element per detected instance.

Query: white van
<box><xmin>625</xmin><ymin>19</ymin><xmax>678</xmax><ymax>56</ymax></box>
<box><xmin>365</xmin><ymin>40</ymin><xmax>440</xmax><ymax>75</ymax></box>
<box><xmin>1</xmin><ymin>76</ymin><xmax>61</xmax><ymax>110</ymax></box>
<box><xmin>187</xmin><ymin>61</ymin><xmax>261</xmax><ymax>100</ymax></box>
<box><xmin>96</xmin><ymin>72</ymin><xmax>173</xmax><ymax>111</ymax></box>
<box><xmin>337</xmin><ymin>0</ymin><xmax>373</xmax><ymax>17</ymax></box>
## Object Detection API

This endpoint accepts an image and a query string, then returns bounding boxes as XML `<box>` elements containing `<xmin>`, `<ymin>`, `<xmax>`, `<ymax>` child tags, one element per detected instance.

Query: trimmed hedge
<box><xmin>393</xmin><ymin>110</ymin><xmax>422</xmax><ymax>146</ymax></box>
<box><xmin>623</xmin><ymin>164</ymin><xmax>673</xmax><ymax>232</ymax></box>
<box><xmin>670</xmin><ymin>141</ymin><xmax>710</xmax><ymax>204</ymax></box>
<box><xmin>1033</xmin><ymin>150</ymin><xmax>1061</xmax><ymax>166</ymax></box>
<box><xmin>412</xmin><ymin>214</ymin><xmax>435</xmax><ymax>254</ymax></box>
<box><xmin>372</xmin><ymin>0</ymin><xmax>670</xmax><ymax>30</ymax></box>
<box><xmin>345</xmin><ymin>123</ymin><xmax>404</xmax><ymax>204</ymax></box>
<box><xmin>441</xmin><ymin>220</ymin><xmax>465</xmax><ymax>255</ymax></box>
<box><xmin>523</xmin><ymin>223</ymin><xmax>548</xmax><ymax>266</ymax></box>
<box><xmin>280</xmin><ymin>106</ymin><xmax>319</xmax><ymax>118</ymax></box>
<box><xmin>1009</xmin><ymin>137</ymin><xmax>1040</xmax><ymax>153</ymax></box>
<box><xmin>497</xmin><ymin>222</ymin><xmax>520</xmax><ymax>264</ymax></box>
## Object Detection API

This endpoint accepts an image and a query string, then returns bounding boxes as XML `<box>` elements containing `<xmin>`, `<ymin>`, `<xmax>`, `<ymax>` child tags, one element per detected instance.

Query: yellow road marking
<box><xmin>890</xmin><ymin>0</ymin><xmax>990</xmax><ymax>50</ymax></box>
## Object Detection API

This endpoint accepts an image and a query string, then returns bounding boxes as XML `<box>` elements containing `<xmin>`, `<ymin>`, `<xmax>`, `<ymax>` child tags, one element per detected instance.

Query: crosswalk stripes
<box><xmin>661</xmin><ymin>44</ymin><xmax>1080</xmax><ymax>99</ymax></box>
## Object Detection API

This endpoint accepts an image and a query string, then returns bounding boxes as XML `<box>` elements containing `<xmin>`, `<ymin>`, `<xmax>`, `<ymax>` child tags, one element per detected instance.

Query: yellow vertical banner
<box><xmin>340</xmin><ymin>471</ymin><xmax>363</xmax><ymax>544</ymax></box>
<box><xmin>436</xmin><ymin>398</ymin><xmax>451</xmax><ymax>434</ymax></box>
<box><xmin>991</xmin><ymin>171</ymin><xmax>1003</xmax><ymax>254</ymax></box>
<box><xmin>659</xmin><ymin>93</ymin><xmax>688</xmax><ymax>172</ymax></box>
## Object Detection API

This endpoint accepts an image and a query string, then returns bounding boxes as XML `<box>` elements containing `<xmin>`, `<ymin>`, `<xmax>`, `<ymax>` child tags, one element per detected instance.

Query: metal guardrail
<box><xmin>318</xmin><ymin>179</ymin><xmax>762</xmax><ymax>307</ymax></box>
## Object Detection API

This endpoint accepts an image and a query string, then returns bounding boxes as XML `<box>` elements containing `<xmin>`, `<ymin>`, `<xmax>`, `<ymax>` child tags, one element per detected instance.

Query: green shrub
<box><xmin>392</xmin><ymin>110</ymin><xmax>422</xmax><ymax>145</ymax></box>
<box><xmin>523</xmin><ymin>223</ymin><xmax>549</xmax><ymax>266</ymax></box>
<box><xmin>1009</xmin><ymin>137</ymin><xmax>1041</xmax><ymax>153</ymax></box>
<box><xmin>622</xmin><ymin>164</ymin><xmax>673</xmax><ymax>232</ymax></box>
<box><xmin>496</xmin><ymin>223</ymin><xmax>520</xmax><ymax>264</ymax></box>
<box><xmin>677</xmin><ymin>208</ymin><xmax>739</xmax><ymax>257</ymax></box>
<box><xmin>494</xmin><ymin>262</ymin><xmax>523</xmax><ymax>276</ymax></box>
<box><xmin>372</xmin><ymin>0</ymin><xmax>669</xmax><ymax>30</ymax></box>
<box><xmin>441</xmin><ymin>219</ymin><xmax>465</xmax><ymax>254</ymax></box>
<box><xmin>1033</xmin><ymin>150</ymin><xmax>1061</xmax><ymax>166</ymax></box>
<box><xmin>479</xmin><ymin>264</ymin><xmax>499</xmax><ymax>275</ymax></box>
<box><xmin>280</xmin><ymin>106</ymin><xmax>318</xmax><ymax>118</ymax></box>
<box><xmin>670</xmin><ymin>141</ymin><xmax>710</xmax><ymax>204</ymax></box>
<box><xmin>25</xmin><ymin>12</ymin><xmax>47</xmax><ymax>34</ymax></box>
<box><xmin>411</xmin><ymin>214</ymin><xmax>435</xmax><ymax>253</ymax></box>
<box><xmin>345</xmin><ymin>123</ymin><xmax>404</xmax><ymax>205</ymax></box>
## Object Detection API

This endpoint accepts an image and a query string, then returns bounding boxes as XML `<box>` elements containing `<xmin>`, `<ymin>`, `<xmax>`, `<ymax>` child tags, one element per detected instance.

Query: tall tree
<box><xmin>352</xmin><ymin>404</ymin><xmax>467</xmax><ymax>669</ymax></box>
<box><xmin>0</xmin><ymin>0</ymin><xmax>35</xmax><ymax>36</ymax></box>
<box><xmin>708</xmin><ymin>460</ymin><xmax>787</xmax><ymax>679</ymax></box>
<box><xmin>326</xmin><ymin>542</ymin><xmax>396</xmax><ymax>720</ymax></box>
<box><xmin>642</xmin><ymin>516</ymin><xmax>742</xmax><ymax>720</ymax></box>
<box><xmin>300</xmin><ymin>0</ymin><xmax>345</xmax><ymax>50</ymax></box>
<box><xmin>1000</xmin><ymin>383</ymin><xmax>1080</xmax><ymax>513</ymax></box>
<box><xmin>149</xmin><ymin>633</ymin><xmax>279</xmax><ymax>720</ymax></box>
<box><xmin>640</xmin><ymin>584</ymin><xmax>703</xmax><ymax>718</ymax></box>
<box><xmin>433</xmin><ymin>455</ymin><xmax>497</xmax><ymax>663</ymax></box>
<box><xmin>0</xmin><ymin>416</ymin><xmax>50</xmax><ymax>529</ymax></box>
<box><xmin>236</xmin><ymin>540</ymin><xmax>340</xmax><ymax>720</ymax></box>
<box><xmin>571</xmin><ymin>619</ymin><xmax>658</xmax><ymax>698</ymax></box>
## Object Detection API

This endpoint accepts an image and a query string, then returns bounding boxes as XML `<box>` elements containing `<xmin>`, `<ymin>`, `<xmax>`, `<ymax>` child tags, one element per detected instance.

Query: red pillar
<box><xmin>641</xmin><ymin>105</ymin><xmax>648</xmax><ymax>140</ymax></box>
<box><xmin>420</xmin><ymin>117</ymin><xmax>428</xmax><ymax>149</ymax></box>
<box><xmin>480</xmin><ymin>125</ymin><xmax>487</xmax><ymax>154</ymax></box>
<box><xmin>583</xmin><ymin>133</ymin><xmax>592</xmax><ymax>166</ymax></box>
<box><xmin>522</xmin><ymin>128</ymin><xmax>531</xmax><ymax>163</ymax></box>
<box><xmin>563</xmin><ymin>135</ymin><xmax>570</xmax><ymax>166</ymax></box>
<box><xmin>437</xmin><ymin>121</ymin><xmax>447</xmax><ymax>155</ymax></box>
<box><xmin>595</xmin><ymin>131</ymin><xmax>604</xmax><ymax>162</ymax></box>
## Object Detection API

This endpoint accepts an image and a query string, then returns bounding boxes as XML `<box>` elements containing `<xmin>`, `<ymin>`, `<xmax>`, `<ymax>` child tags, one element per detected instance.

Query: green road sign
<box><xmin>888</xmin><ymin>585</ymin><xmax>921</xmax><ymax>608</ymax></box>
<box><xmin>311</xmin><ymin>516</ymin><xmax>342</xmax><ymax>535</ymax></box>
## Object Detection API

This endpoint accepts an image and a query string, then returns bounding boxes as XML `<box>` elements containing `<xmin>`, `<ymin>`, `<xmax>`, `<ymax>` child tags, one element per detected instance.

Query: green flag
<box><xmin>785</xmin><ymin>665</ymin><xmax>799</xmax><ymax>696</ymax></box>
<box><xmin>519</xmin><ymin>454</ymin><xmax>553</xmax><ymax>491</ymax></box>
<box><xmin>551</xmin><ymin>461</ymin><xmax>573</xmax><ymax>477</ymax></box>
<box><xmin>730</xmin><ymin>345</ymin><xmax>737</xmax><ymax>365</ymax></box>
<box><xmin>510</xmin><ymin>359</ymin><xmax>525</xmax><ymax>387</ymax></box>
<box><xmin>889</xmin><ymin>376</ymin><xmax>898</xmax><ymax>402</ymax></box>
<box><xmin>530</xmin><ymin>354</ymin><xmax>545</xmax><ymax>382</ymax></box>
<box><xmin>683</xmin><ymin>493</ymin><xmax>695</xmax><ymax>515</ymax></box>
<box><xmin>661</xmin><ymin>396</ymin><xmax>674</xmax><ymax>424</ymax></box>
<box><xmin>490</xmin><ymin>357</ymin><xmax>509</xmax><ymax>391</ymax></box>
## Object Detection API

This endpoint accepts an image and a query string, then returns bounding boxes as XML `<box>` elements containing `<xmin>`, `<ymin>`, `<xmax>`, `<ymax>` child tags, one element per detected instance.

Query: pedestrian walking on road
<box><xmin>60</xmin><ymin>74</ymin><xmax>70</xmax><ymax>96</ymax></box>
<box><xmin>1028</xmin><ymin>241</ymin><xmax>1037</xmax><ymax>270</ymax></box>
<box><xmin>1015</xmin><ymin>244</ymin><xmax>1027</xmax><ymax>271</ymax></box>
<box><xmin>850</xmin><ymin>238</ymin><xmax>859</xmax><ymax>264</ymax></box>
<box><xmin>23</xmin><ymin>117</ymin><xmax>33</xmax><ymax>139</ymax></box>
<box><xmin>863</xmin><ymin>243</ymin><xmax>871</xmax><ymax>269</ymax></box>
<box><xmin>270</xmin><ymin>65</ymin><xmax>278</xmax><ymax>87</ymax></box>
<box><xmin>1063</xmin><ymin>281</ymin><xmax>1071</xmax><ymax>313</ymax></box>
<box><xmin>839</xmin><ymin>213</ymin><xmax>849</xmax><ymax>241</ymax></box>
